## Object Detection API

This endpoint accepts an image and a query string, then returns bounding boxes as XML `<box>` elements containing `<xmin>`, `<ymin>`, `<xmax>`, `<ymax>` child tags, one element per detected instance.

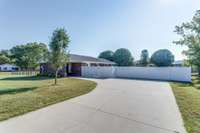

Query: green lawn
<box><xmin>171</xmin><ymin>76</ymin><xmax>200</xmax><ymax>133</ymax></box>
<box><xmin>0</xmin><ymin>74</ymin><xmax>97</xmax><ymax>121</ymax></box>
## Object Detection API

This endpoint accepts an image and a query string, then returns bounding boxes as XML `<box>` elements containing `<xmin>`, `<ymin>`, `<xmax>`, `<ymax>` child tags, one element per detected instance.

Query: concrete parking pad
<box><xmin>0</xmin><ymin>78</ymin><xmax>186</xmax><ymax>133</ymax></box>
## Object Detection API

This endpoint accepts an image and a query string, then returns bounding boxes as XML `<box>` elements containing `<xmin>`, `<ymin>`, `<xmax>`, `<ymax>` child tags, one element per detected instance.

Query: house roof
<box><xmin>70</xmin><ymin>54</ymin><xmax>116</xmax><ymax>64</ymax></box>
<box><xmin>173</xmin><ymin>60</ymin><xmax>184</xmax><ymax>65</ymax></box>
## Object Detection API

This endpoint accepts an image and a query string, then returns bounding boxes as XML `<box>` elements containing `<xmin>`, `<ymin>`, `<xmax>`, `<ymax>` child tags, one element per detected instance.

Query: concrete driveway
<box><xmin>0</xmin><ymin>78</ymin><xmax>186</xmax><ymax>133</ymax></box>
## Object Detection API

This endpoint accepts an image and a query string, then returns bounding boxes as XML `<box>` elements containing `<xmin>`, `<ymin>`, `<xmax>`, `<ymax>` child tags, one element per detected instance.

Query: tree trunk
<box><xmin>55</xmin><ymin>69</ymin><xmax>58</xmax><ymax>85</ymax></box>
<box><xmin>64</xmin><ymin>64</ymin><xmax>67</xmax><ymax>77</ymax></box>
<box><xmin>198</xmin><ymin>66</ymin><xmax>200</xmax><ymax>77</ymax></box>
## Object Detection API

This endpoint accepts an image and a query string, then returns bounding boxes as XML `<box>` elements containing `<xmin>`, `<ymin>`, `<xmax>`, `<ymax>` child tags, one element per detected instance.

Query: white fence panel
<box><xmin>82</xmin><ymin>66</ymin><xmax>115</xmax><ymax>78</ymax></box>
<box><xmin>81</xmin><ymin>66</ymin><xmax>191</xmax><ymax>82</ymax></box>
<box><xmin>115</xmin><ymin>67</ymin><xmax>171</xmax><ymax>80</ymax></box>
<box><xmin>169</xmin><ymin>67</ymin><xmax>191</xmax><ymax>82</ymax></box>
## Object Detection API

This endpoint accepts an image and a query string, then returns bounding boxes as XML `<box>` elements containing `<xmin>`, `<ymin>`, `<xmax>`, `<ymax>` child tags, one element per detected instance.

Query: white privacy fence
<box><xmin>82</xmin><ymin>67</ymin><xmax>115</xmax><ymax>78</ymax></box>
<box><xmin>81</xmin><ymin>66</ymin><xmax>191</xmax><ymax>82</ymax></box>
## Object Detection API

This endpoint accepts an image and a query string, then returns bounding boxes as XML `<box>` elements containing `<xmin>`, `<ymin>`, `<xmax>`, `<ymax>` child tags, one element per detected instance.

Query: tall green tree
<box><xmin>49</xmin><ymin>28</ymin><xmax>70</xmax><ymax>85</ymax></box>
<box><xmin>0</xmin><ymin>55</ymin><xmax>11</xmax><ymax>64</ymax></box>
<box><xmin>151</xmin><ymin>49</ymin><xmax>174</xmax><ymax>67</ymax></box>
<box><xmin>98</xmin><ymin>50</ymin><xmax>114</xmax><ymax>61</ymax></box>
<box><xmin>0</xmin><ymin>50</ymin><xmax>11</xmax><ymax>57</ymax></box>
<box><xmin>174</xmin><ymin>10</ymin><xmax>200</xmax><ymax>76</ymax></box>
<box><xmin>0</xmin><ymin>50</ymin><xmax>12</xmax><ymax>64</ymax></box>
<box><xmin>113</xmin><ymin>48</ymin><xmax>134</xmax><ymax>66</ymax></box>
<box><xmin>140</xmin><ymin>49</ymin><xmax>149</xmax><ymax>66</ymax></box>
<box><xmin>10</xmin><ymin>42</ymin><xmax>48</xmax><ymax>70</ymax></box>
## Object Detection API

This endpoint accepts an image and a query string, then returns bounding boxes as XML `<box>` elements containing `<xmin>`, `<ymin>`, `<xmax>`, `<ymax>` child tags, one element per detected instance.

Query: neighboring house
<box><xmin>134</xmin><ymin>60</ymin><xmax>140</xmax><ymax>66</ymax></box>
<box><xmin>173</xmin><ymin>60</ymin><xmax>184</xmax><ymax>67</ymax></box>
<box><xmin>0</xmin><ymin>64</ymin><xmax>19</xmax><ymax>72</ymax></box>
<box><xmin>40</xmin><ymin>54</ymin><xmax>116</xmax><ymax>76</ymax></box>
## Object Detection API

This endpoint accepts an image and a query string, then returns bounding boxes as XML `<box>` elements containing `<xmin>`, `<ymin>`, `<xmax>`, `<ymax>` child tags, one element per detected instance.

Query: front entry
<box><xmin>67</xmin><ymin>63</ymin><xmax>82</xmax><ymax>76</ymax></box>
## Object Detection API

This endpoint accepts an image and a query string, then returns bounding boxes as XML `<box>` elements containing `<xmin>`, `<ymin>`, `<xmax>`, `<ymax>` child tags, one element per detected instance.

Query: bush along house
<box><xmin>40</xmin><ymin>54</ymin><xmax>116</xmax><ymax>77</ymax></box>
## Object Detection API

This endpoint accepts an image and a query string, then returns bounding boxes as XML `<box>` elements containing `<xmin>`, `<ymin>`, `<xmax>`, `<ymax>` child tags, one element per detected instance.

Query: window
<box><xmin>12</xmin><ymin>67</ymin><xmax>18</xmax><ymax>71</ymax></box>
<box><xmin>90</xmin><ymin>63</ymin><xmax>98</xmax><ymax>67</ymax></box>
<box><xmin>82</xmin><ymin>63</ymin><xmax>88</xmax><ymax>66</ymax></box>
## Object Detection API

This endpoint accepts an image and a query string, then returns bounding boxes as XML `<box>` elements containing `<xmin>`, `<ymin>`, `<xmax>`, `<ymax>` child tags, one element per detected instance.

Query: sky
<box><xmin>0</xmin><ymin>0</ymin><xmax>199</xmax><ymax>60</ymax></box>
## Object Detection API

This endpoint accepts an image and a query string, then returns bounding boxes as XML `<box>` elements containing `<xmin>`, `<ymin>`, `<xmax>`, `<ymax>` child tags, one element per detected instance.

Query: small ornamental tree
<box><xmin>113</xmin><ymin>48</ymin><xmax>134</xmax><ymax>66</ymax></box>
<box><xmin>151</xmin><ymin>49</ymin><xmax>174</xmax><ymax>67</ymax></box>
<box><xmin>174</xmin><ymin>10</ymin><xmax>200</xmax><ymax>76</ymax></box>
<box><xmin>98</xmin><ymin>50</ymin><xmax>114</xmax><ymax>61</ymax></box>
<box><xmin>140</xmin><ymin>49</ymin><xmax>149</xmax><ymax>66</ymax></box>
<box><xmin>49</xmin><ymin>28</ymin><xmax>70</xmax><ymax>85</ymax></box>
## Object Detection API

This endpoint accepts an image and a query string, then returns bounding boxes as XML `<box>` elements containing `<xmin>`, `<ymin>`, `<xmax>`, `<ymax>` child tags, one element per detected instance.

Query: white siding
<box><xmin>0</xmin><ymin>64</ymin><xmax>19</xmax><ymax>71</ymax></box>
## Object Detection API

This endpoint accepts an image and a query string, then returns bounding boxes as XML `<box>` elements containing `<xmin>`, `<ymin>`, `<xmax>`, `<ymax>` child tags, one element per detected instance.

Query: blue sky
<box><xmin>0</xmin><ymin>0</ymin><xmax>199</xmax><ymax>60</ymax></box>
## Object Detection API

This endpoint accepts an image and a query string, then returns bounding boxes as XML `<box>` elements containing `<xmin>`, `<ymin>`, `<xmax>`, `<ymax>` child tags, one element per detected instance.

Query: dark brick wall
<box><xmin>40</xmin><ymin>63</ymin><xmax>67</xmax><ymax>77</ymax></box>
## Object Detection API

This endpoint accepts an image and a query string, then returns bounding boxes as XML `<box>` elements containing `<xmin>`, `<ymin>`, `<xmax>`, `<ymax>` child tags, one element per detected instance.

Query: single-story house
<box><xmin>172</xmin><ymin>60</ymin><xmax>184</xmax><ymax>67</ymax></box>
<box><xmin>40</xmin><ymin>54</ymin><xmax>116</xmax><ymax>76</ymax></box>
<box><xmin>0</xmin><ymin>64</ymin><xmax>19</xmax><ymax>72</ymax></box>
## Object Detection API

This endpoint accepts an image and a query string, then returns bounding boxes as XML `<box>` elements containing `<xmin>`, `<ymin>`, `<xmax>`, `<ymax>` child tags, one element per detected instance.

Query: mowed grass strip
<box><xmin>0</xmin><ymin>76</ymin><xmax>97</xmax><ymax>121</ymax></box>
<box><xmin>171</xmin><ymin>76</ymin><xmax>200</xmax><ymax>133</ymax></box>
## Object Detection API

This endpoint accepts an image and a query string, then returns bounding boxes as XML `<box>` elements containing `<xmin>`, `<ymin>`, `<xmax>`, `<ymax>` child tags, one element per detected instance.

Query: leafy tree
<box><xmin>0</xmin><ymin>55</ymin><xmax>11</xmax><ymax>64</ymax></box>
<box><xmin>151</xmin><ymin>49</ymin><xmax>174</xmax><ymax>67</ymax></box>
<box><xmin>113</xmin><ymin>48</ymin><xmax>134</xmax><ymax>66</ymax></box>
<box><xmin>0</xmin><ymin>50</ymin><xmax>12</xmax><ymax>64</ymax></box>
<box><xmin>174</xmin><ymin>10</ymin><xmax>200</xmax><ymax>76</ymax></box>
<box><xmin>98</xmin><ymin>50</ymin><xmax>114</xmax><ymax>61</ymax></box>
<box><xmin>10</xmin><ymin>42</ymin><xmax>48</xmax><ymax>70</ymax></box>
<box><xmin>49</xmin><ymin>28</ymin><xmax>70</xmax><ymax>85</ymax></box>
<box><xmin>0</xmin><ymin>50</ymin><xmax>10</xmax><ymax>57</ymax></box>
<box><xmin>140</xmin><ymin>49</ymin><xmax>149</xmax><ymax>66</ymax></box>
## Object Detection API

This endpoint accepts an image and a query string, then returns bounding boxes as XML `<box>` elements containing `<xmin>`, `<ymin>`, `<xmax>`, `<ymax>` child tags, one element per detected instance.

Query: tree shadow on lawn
<box><xmin>173</xmin><ymin>76</ymin><xmax>200</xmax><ymax>90</ymax></box>
<box><xmin>0</xmin><ymin>76</ymin><xmax>53</xmax><ymax>81</ymax></box>
<box><xmin>0</xmin><ymin>87</ymin><xmax>37</xmax><ymax>95</ymax></box>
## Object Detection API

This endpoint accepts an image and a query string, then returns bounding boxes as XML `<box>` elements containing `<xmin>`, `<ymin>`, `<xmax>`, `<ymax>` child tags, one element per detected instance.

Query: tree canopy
<box><xmin>10</xmin><ymin>42</ymin><xmax>48</xmax><ymax>70</ymax></box>
<box><xmin>174</xmin><ymin>10</ymin><xmax>200</xmax><ymax>75</ymax></box>
<box><xmin>49</xmin><ymin>28</ymin><xmax>70</xmax><ymax>84</ymax></box>
<box><xmin>0</xmin><ymin>55</ymin><xmax>11</xmax><ymax>64</ymax></box>
<box><xmin>0</xmin><ymin>50</ymin><xmax>11</xmax><ymax>57</ymax></box>
<box><xmin>0</xmin><ymin>50</ymin><xmax>12</xmax><ymax>64</ymax></box>
<box><xmin>140</xmin><ymin>49</ymin><xmax>149</xmax><ymax>66</ymax></box>
<box><xmin>151</xmin><ymin>49</ymin><xmax>174</xmax><ymax>67</ymax></box>
<box><xmin>113</xmin><ymin>48</ymin><xmax>134</xmax><ymax>66</ymax></box>
<box><xmin>98</xmin><ymin>50</ymin><xmax>114</xmax><ymax>61</ymax></box>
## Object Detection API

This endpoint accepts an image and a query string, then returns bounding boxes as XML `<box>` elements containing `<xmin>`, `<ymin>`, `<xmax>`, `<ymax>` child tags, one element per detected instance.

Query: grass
<box><xmin>0</xmin><ymin>74</ymin><xmax>97</xmax><ymax>121</ymax></box>
<box><xmin>171</xmin><ymin>76</ymin><xmax>200</xmax><ymax>133</ymax></box>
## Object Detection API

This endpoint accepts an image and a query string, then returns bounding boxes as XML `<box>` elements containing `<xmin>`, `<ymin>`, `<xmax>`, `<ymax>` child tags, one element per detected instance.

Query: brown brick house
<box><xmin>40</xmin><ymin>54</ymin><xmax>115</xmax><ymax>76</ymax></box>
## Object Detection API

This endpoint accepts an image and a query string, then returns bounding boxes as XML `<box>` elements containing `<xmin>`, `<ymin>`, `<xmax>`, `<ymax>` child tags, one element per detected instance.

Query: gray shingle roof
<box><xmin>70</xmin><ymin>54</ymin><xmax>116</xmax><ymax>64</ymax></box>
<box><xmin>173</xmin><ymin>60</ymin><xmax>184</xmax><ymax>65</ymax></box>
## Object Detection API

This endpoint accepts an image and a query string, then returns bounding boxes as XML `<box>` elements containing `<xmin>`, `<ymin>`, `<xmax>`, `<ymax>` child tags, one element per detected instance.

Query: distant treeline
<box><xmin>0</xmin><ymin>42</ymin><xmax>48</xmax><ymax>70</ymax></box>
<box><xmin>98</xmin><ymin>48</ymin><xmax>175</xmax><ymax>67</ymax></box>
